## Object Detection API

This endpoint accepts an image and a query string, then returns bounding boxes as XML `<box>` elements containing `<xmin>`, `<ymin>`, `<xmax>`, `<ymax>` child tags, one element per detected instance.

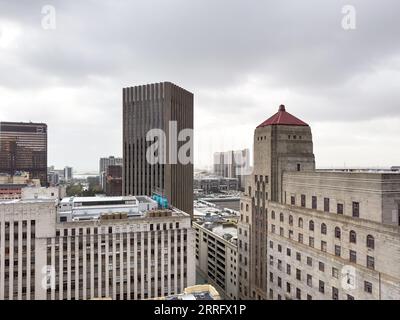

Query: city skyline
<box><xmin>1</xmin><ymin>1</ymin><xmax>400</xmax><ymax>171</ymax></box>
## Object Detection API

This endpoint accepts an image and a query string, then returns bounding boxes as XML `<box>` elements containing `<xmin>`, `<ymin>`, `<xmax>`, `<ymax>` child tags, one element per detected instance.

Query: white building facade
<box><xmin>0</xmin><ymin>196</ymin><xmax>195</xmax><ymax>300</ymax></box>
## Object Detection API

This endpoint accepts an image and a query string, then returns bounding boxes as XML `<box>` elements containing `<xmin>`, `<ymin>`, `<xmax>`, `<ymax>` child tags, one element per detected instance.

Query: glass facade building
<box><xmin>0</xmin><ymin>122</ymin><xmax>47</xmax><ymax>186</ymax></box>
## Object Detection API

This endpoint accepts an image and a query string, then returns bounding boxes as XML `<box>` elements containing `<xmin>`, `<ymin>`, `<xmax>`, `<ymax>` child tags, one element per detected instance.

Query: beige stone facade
<box><xmin>238</xmin><ymin>106</ymin><xmax>400</xmax><ymax>300</ymax></box>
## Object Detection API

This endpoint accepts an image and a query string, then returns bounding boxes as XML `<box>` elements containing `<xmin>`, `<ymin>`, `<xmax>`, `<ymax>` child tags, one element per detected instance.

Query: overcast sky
<box><xmin>0</xmin><ymin>0</ymin><xmax>399</xmax><ymax>172</ymax></box>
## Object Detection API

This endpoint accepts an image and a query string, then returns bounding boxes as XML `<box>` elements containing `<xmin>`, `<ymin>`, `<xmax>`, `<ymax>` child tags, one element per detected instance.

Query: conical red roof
<box><xmin>257</xmin><ymin>105</ymin><xmax>308</xmax><ymax>128</ymax></box>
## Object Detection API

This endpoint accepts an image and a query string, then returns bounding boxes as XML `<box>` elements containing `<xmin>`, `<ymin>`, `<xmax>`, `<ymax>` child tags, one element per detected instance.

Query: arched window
<box><xmin>309</xmin><ymin>220</ymin><xmax>314</xmax><ymax>231</ymax></box>
<box><xmin>321</xmin><ymin>223</ymin><xmax>327</xmax><ymax>235</ymax></box>
<box><xmin>349</xmin><ymin>230</ymin><xmax>357</xmax><ymax>243</ymax></box>
<box><xmin>280</xmin><ymin>213</ymin><xmax>284</xmax><ymax>222</ymax></box>
<box><xmin>335</xmin><ymin>227</ymin><xmax>341</xmax><ymax>239</ymax></box>
<box><xmin>271</xmin><ymin>211</ymin><xmax>275</xmax><ymax>220</ymax></box>
<box><xmin>289</xmin><ymin>215</ymin><xmax>293</xmax><ymax>226</ymax></box>
<box><xmin>367</xmin><ymin>235</ymin><xmax>375</xmax><ymax>249</ymax></box>
<box><xmin>298</xmin><ymin>218</ymin><xmax>303</xmax><ymax>228</ymax></box>
<box><xmin>246</xmin><ymin>204</ymin><xmax>249</xmax><ymax>211</ymax></box>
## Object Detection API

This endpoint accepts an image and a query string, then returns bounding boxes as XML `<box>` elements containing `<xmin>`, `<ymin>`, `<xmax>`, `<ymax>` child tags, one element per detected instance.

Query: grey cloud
<box><xmin>0</xmin><ymin>0</ymin><xmax>399</xmax><ymax>170</ymax></box>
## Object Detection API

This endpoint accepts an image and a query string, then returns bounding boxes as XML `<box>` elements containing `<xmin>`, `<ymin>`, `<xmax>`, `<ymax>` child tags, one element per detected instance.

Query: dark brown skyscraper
<box><xmin>123</xmin><ymin>82</ymin><xmax>193</xmax><ymax>215</ymax></box>
<box><xmin>0</xmin><ymin>121</ymin><xmax>48</xmax><ymax>186</ymax></box>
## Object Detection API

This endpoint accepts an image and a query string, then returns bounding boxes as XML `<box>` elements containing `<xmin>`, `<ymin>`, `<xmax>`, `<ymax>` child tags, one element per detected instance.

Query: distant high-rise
<box><xmin>213</xmin><ymin>148</ymin><xmax>250</xmax><ymax>190</ymax></box>
<box><xmin>123</xmin><ymin>82</ymin><xmax>194</xmax><ymax>215</ymax></box>
<box><xmin>105</xmin><ymin>165</ymin><xmax>122</xmax><ymax>196</ymax></box>
<box><xmin>0</xmin><ymin>122</ymin><xmax>47</xmax><ymax>186</ymax></box>
<box><xmin>64</xmin><ymin>166</ymin><xmax>73</xmax><ymax>182</ymax></box>
<box><xmin>99</xmin><ymin>156</ymin><xmax>123</xmax><ymax>190</ymax></box>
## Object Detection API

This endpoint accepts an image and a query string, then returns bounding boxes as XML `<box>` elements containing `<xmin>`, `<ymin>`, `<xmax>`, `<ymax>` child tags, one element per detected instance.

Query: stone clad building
<box><xmin>238</xmin><ymin>105</ymin><xmax>400</xmax><ymax>300</ymax></box>
<box><xmin>0</xmin><ymin>196</ymin><xmax>195</xmax><ymax>300</ymax></box>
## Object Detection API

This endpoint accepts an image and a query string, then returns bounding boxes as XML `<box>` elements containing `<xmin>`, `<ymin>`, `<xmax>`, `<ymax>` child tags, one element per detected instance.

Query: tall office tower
<box><xmin>213</xmin><ymin>149</ymin><xmax>250</xmax><ymax>190</ymax></box>
<box><xmin>123</xmin><ymin>82</ymin><xmax>194</xmax><ymax>216</ymax></box>
<box><xmin>238</xmin><ymin>105</ymin><xmax>400</xmax><ymax>300</ymax></box>
<box><xmin>0</xmin><ymin>196</ymin><xmax>194</xmax><ymax>300</ymax></box>
<box><xmin>99</xmin><ymin>156</ymin><xmax>123</xmax><ymax>190</ymax></box>
<box><xmin>0</xmin><ymin>122</ymin><xmax>47</xmax><ymax>186</ymax></box>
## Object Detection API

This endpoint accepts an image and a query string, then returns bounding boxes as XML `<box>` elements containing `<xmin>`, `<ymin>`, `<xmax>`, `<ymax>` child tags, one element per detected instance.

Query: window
<box><xmin>332</xmin><ymin>287</ymin><xmax>339</xmax><ymax>300</ymax></box>
<box><xmin>367</xmin><ymin>256</ymin><xmax>375</xmax><ymax>270</ymax></box>
<box><xmin>335</xmin><ymin>245</ymin><xmax>341</xmax><ymax>257</ymax></box>
<box><xmin>296</xmin><ymin>288</ymin><xmax>301</xmax><ymax>300</ymax></box>
<box><xmin>291</xmin><ymin>196</ymin><xmax>295</xmax><ymax>205</ymax></box>
<box><xmin>319</xmin><ymin>262</ymin><xmax>325</xmax><ymax>272</ymax></box>
<box><xmin>309</xmin><ymin>220</ymin><xmax>314</xmax><ymax>231</ymax></box>
<box><xmin>278</xmin><ymin>244</ymin><xmax>282</xmax><ymax>252</ymax></box>
<box><xmin>298</xmin><ymin>233</ymin><xmax>303</xmax><ymax>244</ymax></box>
<box><xmin>337</xmin><ymin>203</ymin><xmax>344</xmax><ymax>214</ymax></box>
<box><xmin>347</xmin><ymin>294</ymin><xmax>354</xmax><ymax>300</ymax></box>
<box><xmin>324</xmin><ymin>198</ymin><xmax>330</xmax><ymax>212</ymax></box>
<box><xmin>319</xmin><ymin>280</ymin><xmax>325</xmax><ymax>293</ymax></box>
<box><xmin>298</xmin><ymin>218</ymin><xmax>303</xmax><ymax>228</ymax></box>
<box><xmin>321</xmin><ymin>241</ymin><xmax>327</xmax><ymax>252</ymax></box>
<box><xmin>301</xmin><ymin>195</ymin><xmax>306</xmax><ymax>207</ymax></box>
<box><xmin>296</xmin><ymin>269</ymin><xmax>301</xmax><ymax>281</ymax></box>
<box><xmin>364</xmin><ymin>281</ymin><xmax>372</xmax><ymax>294</ymax></box>
<box><xmin>367</xmin><ymin>235</ymin><xmax>375</xmax><ymax>249</ymax></box>
<box><xmin>349</xmin><ymin>250</ymin><xmax>357</xmax><ymax>263</ymax></box>
<box><xmin>246</xmin><ymin>204</ymin><xmax>249</xmax><ymax>211</ymax></box>
<box><xmin>307</xmin><ymin>274</ymin><xmax>312</xmax><ymax>287</ymax></box>
<box><xmin>296</xmin><ymin>252</ymin><xmax>301</xmax><ymax>261</ymax></box>
<box><xmin>280</xmin><ymin>227</ymin><xmax>284</xmax><ymax>236</ymax></box>
<box><xmin>288</xmin><ymin>215</ymin><xmax>293</xmax><ymax>226</ymax></box>
<box><xmin>321</xmin><ymin>223</ymin><xmax>327</xmax><ymax>235</ymax></box>
<box><xmin>312</xmin><ymin>196</ymin><xmax>317</xmax><ymax>209</ymax></box>
<box><xmin>309</xmin><ymin>237</ymin><xmax>314</xmax><ymax>248</ymax></box>
<box><xmin>280</xmin><ymin>213</ymin><xmax>284</xmax><ymax>222</ymax></box>
<box><xmin>271</xmin><ymin>211</ymin><xmax>275</xmax><ymax>219</ymax></box>
<box><xmin>286</xmin><ymin>264</ymin><xmax>291</xmax><ymax>275</ymax></box>
<box><xmin>335</xmin><ymin>227</ymin><xmax>341</xmax><ymax>239</ymax></box>
<box><xmin>307</xmin><ymin>295</ymin><xmax>312</xmax><ymax>300</ymax></box>
<box><xmin>332</xmin><ymin>267</ymin><xmax>339</xmax><ymax>279</ymax></box>
<box><xmin>269</xmin><ymin>255</ymin><xmax>274</xmax><ymax>266</ymax></box>
<box><xmin>297</xmin><ymin>163</ymin><xmax>301</xmax><ymax>172</ymax></box>
<box><xmin>287</xmin><ymin>248</ymin><xmax>291</xmax><ymax>256</ymax></box>
<box><xmin>278</xmin><ymin>277</ymin><xmax>282</xmax><ymax>288</ymax></box>
<box><xmin>307</xmin><ymin>257</ymin><xmax>312</xmax><ymax>266</ymax></box>
<box><xmin>289</xmin><ymin>230</ymin><xmax>293</xmax><ymax>239</ymax></box>
<box><xmin>271</xmin><ymin>224</ymin><xmax>275</xmax><ymax>233</ymax></box>
<box><xmin>286</xmin><ymin>282</ymin><xmax>291</xmax><ymax>293</ymax></box>
<box><xmin>349</xmin><ymin>230</ymin><xmax>357</xmax><ymax>243</ymax></box>
<box><xmin>352</xmin><ymin>202</ymin><xmax>360</xmax><ymax>217</ymax></box>
<box><xmin>269</xmin><ymin>272</ymin><xmax>273</xmax><ymax>282</ymax></box>
<box><xmin>269</xmin><ymin>289</ymin><xmax>273</xmax><ymax>299</ymax></box>
<box><xmin>278</xmin><ymin>260</ymin><xmax>283</xmax><ymax>271</ymax></box>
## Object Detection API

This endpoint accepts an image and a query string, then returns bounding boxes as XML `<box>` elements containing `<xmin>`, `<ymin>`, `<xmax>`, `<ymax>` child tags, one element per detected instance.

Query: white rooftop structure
<box><xmin>58</xmin><ymin>195</ymin><xmax>159</xmax><ymax>222</ymax></box>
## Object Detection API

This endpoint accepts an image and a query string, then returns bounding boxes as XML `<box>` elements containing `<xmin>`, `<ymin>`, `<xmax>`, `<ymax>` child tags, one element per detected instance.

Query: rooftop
<box><xmin>153</xmin><ymin>285</ymin><xmax>221</xmax><ymax>300</ymax></box>
<box><xmin>257</xmin><ymin>104</ymin><xmax>308</xmax><ymax>128</ymax></box>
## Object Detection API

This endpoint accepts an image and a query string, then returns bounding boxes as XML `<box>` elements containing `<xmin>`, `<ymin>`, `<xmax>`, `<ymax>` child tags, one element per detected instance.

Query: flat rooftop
<box><xmin>60</xmin><ymin>196</ymin><xmax>137</xmax><ymax>204</ymax></box>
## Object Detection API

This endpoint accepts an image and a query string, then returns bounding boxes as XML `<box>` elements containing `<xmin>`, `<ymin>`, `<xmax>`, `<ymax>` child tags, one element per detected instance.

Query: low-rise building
<box><xmin>0</xmin><ymin>172</ymin><xmax>41</xmax><ymax>199</ymax></box>
<box><xmin>193</xmin><ymin>200</ymin><xmax>239</xmax><ymax>300</ymax></box>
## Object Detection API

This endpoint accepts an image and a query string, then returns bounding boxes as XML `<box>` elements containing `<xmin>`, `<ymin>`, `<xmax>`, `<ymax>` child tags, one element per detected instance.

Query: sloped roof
<box><xmin>257</xmin><ymin>105</ymin><xmax>308</xmax><ymax>128</ymax></box>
